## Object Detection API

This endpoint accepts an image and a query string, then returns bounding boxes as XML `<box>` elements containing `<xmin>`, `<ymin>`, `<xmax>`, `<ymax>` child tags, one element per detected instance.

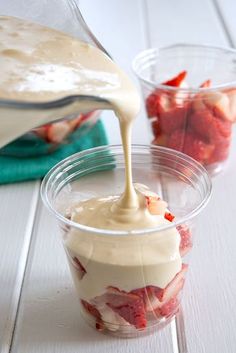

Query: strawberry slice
<box><xmin>151</xmin><ymin>119</ymin><xmax>161</xmax><ymax>137</ymax></box>
<box><xmin>183</xmin><ymin>133</ymin><xmax>215</xmax><ymax>164</ymax></box>
<box><xmin>159</xmin><ymin>297</ymin><xmax>180</xmax><ymax>317</ymax></box>
<box><xmin>189</xmin><ymin>109</ymin><xmax>215</xmax><ymax>139</ymax></box>
<box><xmin>204</xmin><ymin>91</ymin><xmax>231</xmax><ymax>122</ymax></box>
<box><xmin>209</xmin><ymin>115</ymin><xmax>232</xmax><ymax>142</ymax></box>
<box><xmin>104</xmin><ymin>287</ymin><xmax>146</xmax><ymax>329</ymax></box>
<box><xmin>81</xmin><ymin>299</ymin><xmax>101</xmax><ymax>320</ymax></box>
<box><xmin>47</xmin><ymin>121</ymin><xmax>71</xmax><ymax>143</ymax></box>
<box><xmin>163</xmin><ymin>71</ymin><xmax>187</xmax><ymax>87</ymax></box>
<box><xmin>208</xmin><ymin>143</ymin><xmax>230</xmax><ymax>164</ymax></box>
<box><xmin>145</xmin><ymin>195</ymin><xmax>167</xmax><ymax>215</ymax></box>
<box><xmin>72</xmin><ymin>257</ymin><xmax>87</xmax><ymax>279</ymax></box>
<box><xmin>165</xmin><ymin>212</ymin><xmax>175</xmax><ymax>222</ymax></box>
<box><xmin>168</xmin><ymin>130</ymin><xmax>215</xmax><ymax>164</ymax></box>
<box><xmin>155</xmin><ymin>264</ymin><xmax>188</xmax><ymax>303</ymax></box>
<box><xmin>131</xmin><ymin>286</ymin><xmax>162</xmax><ymax>313</ymax></box>
<box><xmin>33</xmin><ymin>126</ymin><xmax>48</xmax><ymax>140</ymax></box>
<box><xmin>177</xmin><ymin>225</ymin><xmax>192</xmax><ymax>256</ymax></box>
<box><xmin>200</xmin><ymin>79</ymin><xmax>211</xmax><ymax>88</ymax></box>
<box><xmin>152</xmin><ymin>133</ymin><xmax>168</xmax><ymax>147</ymax></box>
<box><xmin>158</xmin><ymin>104</ymin><xmax>188</xmax><ymax>134</ymax></box>
<box><xmin>67</xmin><ymin>115</ymin><xmax>83</xmax><ymax>132</ymax></box>
<box><xmin>227</xmin><ymin>89</ymin><xmax>236</xmax><ymax>122</ymax></box>
<box><xmin>146</xmin><ymin>91</ymin><xmax>170</xmax><ymax>118</ymax></box>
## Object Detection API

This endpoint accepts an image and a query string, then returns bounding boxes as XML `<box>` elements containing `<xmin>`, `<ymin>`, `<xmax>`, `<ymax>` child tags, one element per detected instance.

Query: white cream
<box><xmin>0</xmin><ymin>16</ymin><xmax>182</xmax><ymax>302</ymax></box>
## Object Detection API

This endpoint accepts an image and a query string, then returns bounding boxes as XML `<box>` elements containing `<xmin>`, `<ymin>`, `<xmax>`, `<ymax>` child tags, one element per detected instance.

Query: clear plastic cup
<box><xmin>41</xmin><ymin>145</ymin><xmax>211</xmax><ymax>338</ymax></box>
<box><xmin>133</xmin><ymin>44</ymin><xmax>236</xmax><ymax>175</ymax></box>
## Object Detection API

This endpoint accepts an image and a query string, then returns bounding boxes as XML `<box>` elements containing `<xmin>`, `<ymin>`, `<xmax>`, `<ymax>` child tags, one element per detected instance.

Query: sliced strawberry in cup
<box><xmin>165</xmin><ymin>212</ymin><xmax>175</xmax><ymax>222</ymax></box>
<box><xmin>47</xmin><ymin>121</ymin><xmax>71</xmax><ymax>143</ymax></box>
<box><xmin>177</xmin><ymin>225</ymin><xmax>192</xmax><ymax>256</ymax></box>
<box><xmin>183</xmin><ymin>133</ymin><xmax>215</xmax><ymax>164</ymax></box>
<box><xmin>72</xmin><ymin>256</ymin><xmax>87</xmax><ymax>279</ymax></box>
<box><xmin>146</xmin><ymin>91</ymin><xmax>170</xmax><ymax>118</ymax></box>
<box><xmin>199</xmin><ymin>79</ymin><xmax>211</xmax><ymax>88</ymax></box>
<box><xmin>158</xmin><ymin>104</ymin><xmax>188</xmax><ymax>134</ymax></box>
<box><xmin>104</xmin><ymin>287</ymin><xmax>147</xmax><ymax>329</ymax></box>
<box><xmin>168</xmin><ymin>130</ymin><xmax>214</xmax><ymax>164</ymax></box>
<box><xmin>81</xmin><ymin>299</ymin><xmax>101</xmax><ymax>320</ymax></box>
<box><xmin>159</xmin><ymin>297</ymin><xmax>180</xmax><ymax>317</ymax></box>
<box><xmin>163</xmin><ymin>71</ymin><xmax>187</xmax><ymax>87</ymax></box>
<box><xmin>152</xmin><ymin>133</ymin><xmax>168</xmax><ymax>147</ymax></box>
<box><xmin>146</xmin><ymin>71</ymin><xmax>187</xmax><ymax>119</ymax></box>
<box><xmin>189</xmin><ymin>109</ymin><xmax>215</xmax><ymax>140</ymax></box>
<box><xmin>155</xmin><ymin>264</ymin><xmax>188</xmax><ymax>303</ymax></box>
<box><xmin>145</xmin><ymin>195</ymin><xmax>167</xmax><ymax>215</ymax></box>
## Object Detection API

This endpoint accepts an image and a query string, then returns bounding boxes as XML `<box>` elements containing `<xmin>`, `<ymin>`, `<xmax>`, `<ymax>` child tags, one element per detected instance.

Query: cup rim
<box><xmin>132</xmin><ymin>43</ymin><xmax>236</xmax><ymax>93</ymax></box>
<box><xmin>41</xmin><ymin>144</ymin><xmax>212</xmax><ymax>236</ymax></box>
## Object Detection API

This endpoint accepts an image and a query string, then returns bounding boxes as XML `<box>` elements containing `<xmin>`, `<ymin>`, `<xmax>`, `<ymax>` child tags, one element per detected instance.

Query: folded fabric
<box><xmin>0</xmin><ymin>119</ymin><xmax>108</xmax><ymax>184</ymax></box>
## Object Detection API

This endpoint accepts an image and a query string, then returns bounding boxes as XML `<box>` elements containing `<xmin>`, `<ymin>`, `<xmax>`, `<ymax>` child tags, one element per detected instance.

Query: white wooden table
<box><xmin>0</xmin><ymin>1</ymin><xmax>236</xmax><ymax>352</ymax></box>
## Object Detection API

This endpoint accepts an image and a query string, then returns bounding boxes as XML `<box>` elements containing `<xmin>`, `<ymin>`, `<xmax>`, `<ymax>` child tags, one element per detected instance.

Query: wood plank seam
<box><xmin>140</xmin><ymin>1</ymin><xmax>180</xmax><ymax>350</ymax></box>
<box><xmin>211</xmin><ymin>0</ymin><xmax>234</xmax><ymax>47</ymax></box>
<box><xmin>6</xmin><ymin>183</ymin><xmax>41</xmax><ymax>353</ymax></box>
<box><xmin>142</xmin><ymin>0</ymin><xmax>152</xmax><ymax>49</ymax></box>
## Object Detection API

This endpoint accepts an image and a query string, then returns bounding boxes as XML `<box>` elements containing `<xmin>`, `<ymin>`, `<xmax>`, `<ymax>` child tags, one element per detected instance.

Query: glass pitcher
<box><xmin>0</xmin><ymin>0</ymin><xmax>111</xmax><ymax>156</ymax></box>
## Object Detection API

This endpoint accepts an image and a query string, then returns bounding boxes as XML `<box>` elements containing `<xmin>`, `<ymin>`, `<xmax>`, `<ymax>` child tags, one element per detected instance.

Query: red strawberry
<box><xmin>167</xmin><ymin>129</ymin><xmax>185</xmax><ymax>152</ymax></box>
<box><xmin>159</xmin><ymin>297</ymin><xmax>179</xmax><ymax>317</ymax></box>
<box><xmin>177</xmin><ymin>225</ymin><xmax>192</xmax><ymax>256</ymax></box>
<box><xmin>151</xmin><ymin>119</ymin><xmax>161</xmax><ymax>137</ymax></box>
<box><xmin>72</xmin><ymin>257</ymin><xmax>86</xmax><ymax>279</ymax></box>
<box><xmin>209</xmin><ymin>116</ymin><xmax>232</xmax><ymax>142</ymax></box>
<box><xmin>183</xmin><ymin>134</ymin><xmax>215</xmax><ymax>163</ymax></box>
<box><xmin>34</xmin><ymin>126</ymin><xmax>48</xmax><ymax>140</ymax></box>
<box><xmin>205</xmin><ymin>91</ymin><xmax>230</xmax><ymax>122</ymax></box>
<box><xmin>105</xmin><ymin>287</ymin><xmax>146</xmax><ymax>329</ymax></box>
<box><xmin>131</xmin><ymin>286</ymin><xmax>161</xmax><ymax>313</ymax></box>
<box><xmin>47</xmin><ymin>121</ymin><xmax>71</xmax><ymax>143</ymax></box>
<box><xmin>155</xmin><ymin>264</ymin><xmax>188</xmax><ymax>303</ymax></box>
<box><xmin>165</xmin><ymin>212</ymin><xmax>175</xmax><ymax>222</ymax></box>
<box><xmin>189</xmin><ymin>109</ymin><xmax>215</xmax><ymax>139</ymax></box>
<box><xmin>81</xmin><ymin>299</ymin><xmax>101</xmax><ymax>320</ymax></box>
<box><xmin>152</xmin><ymin>133</ymin><xmax>168</xmax><ymax>147</ymax></box>
<box><xmin>208</xmin><ymin>142</ymin><xmax>230</xmax><ymax>164</ymax></box>
<box><xmin>145</xmin><ymin>195</ymin><xmax>167</xmax><ymax>215</ymax></box>
<box><xmin>163</xmin><ymin>71</ymin><xmax>187</xmax><ymax>87</ymax></box>
<box><xmin>168</xmin><ymin>131</ymin><xmax>215</xmax><ymax>163</ymax></box>
<box><xmin>200</xmin><ymin>79</ymin><xmax>211</xmax><ymax>88</ymax></box>
<box><xmin>158</xmin><ymin>105</ymin><xmax>188</xmax><ymax>134</ymax></box>
<box><xmin>146</xmin><ymin>91</ymin><xmax>170</xmax><ymax>118</ymax></box>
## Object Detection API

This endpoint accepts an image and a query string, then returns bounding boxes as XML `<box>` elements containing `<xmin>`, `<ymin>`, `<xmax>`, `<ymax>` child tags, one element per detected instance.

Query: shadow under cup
<box><xmin>41</xmin><ymin>145</ymin><xmax>211</xmax><ymax>338</ymax></box>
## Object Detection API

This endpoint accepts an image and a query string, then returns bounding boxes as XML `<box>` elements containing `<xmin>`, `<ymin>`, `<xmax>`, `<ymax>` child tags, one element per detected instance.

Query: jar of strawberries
<box><xmin>133</xmin><ymin>44</ymin><xmax>236</xmax><ymax>175</ymax></box>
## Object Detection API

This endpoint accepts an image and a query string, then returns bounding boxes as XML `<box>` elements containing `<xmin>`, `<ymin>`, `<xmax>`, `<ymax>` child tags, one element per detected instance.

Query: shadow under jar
<box><xmin>133</xmin><ymin>44</ymin><xmax>236</xmax><ymax>175</ymax></box>
<box><xmin>41</xmin><ymin>145</ymin><xmax>211</xmax><ymax>338</ymax></box>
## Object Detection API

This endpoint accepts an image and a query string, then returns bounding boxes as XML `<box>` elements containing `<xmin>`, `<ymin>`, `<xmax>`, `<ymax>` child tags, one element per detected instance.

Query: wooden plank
<box><xmin>0</xmin><ymin>182</ymin><xmax>40</xmax><ymax>353</ymax></box>
<box><xmin>146</xmin><ymin>0</ymin><xmax>236</xmax><ymax>352</ymax></box>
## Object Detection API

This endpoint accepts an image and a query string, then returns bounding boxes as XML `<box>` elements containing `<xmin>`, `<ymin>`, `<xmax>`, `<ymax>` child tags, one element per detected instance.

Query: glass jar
<box><xmin>41</xmin><ymin>145</ymin><xmax>211</xmax><ymax>338</ymax></box>
<box><xmin>133</xmin><ymin>44</ymin><xmax>236</xmax><ymax>175</ymax></box>
<box><xmin>0</xmin><ymin>0</ymin><xmax>110</xmax><ymax>156</ymax></box>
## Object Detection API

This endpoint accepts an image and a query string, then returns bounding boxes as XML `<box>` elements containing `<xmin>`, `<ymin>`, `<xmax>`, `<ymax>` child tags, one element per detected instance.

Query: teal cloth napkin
<box><xmin>0</xmin><ymin>119</ymin><xmax>108</xmax><ymax>184</ymax></box>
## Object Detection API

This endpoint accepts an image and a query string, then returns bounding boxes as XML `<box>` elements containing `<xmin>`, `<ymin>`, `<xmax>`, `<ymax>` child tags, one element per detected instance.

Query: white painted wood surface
<box><xmin>0</xmin><ymin>0</ymin><xmax>236</xmax><ymax>352</ymax></box>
